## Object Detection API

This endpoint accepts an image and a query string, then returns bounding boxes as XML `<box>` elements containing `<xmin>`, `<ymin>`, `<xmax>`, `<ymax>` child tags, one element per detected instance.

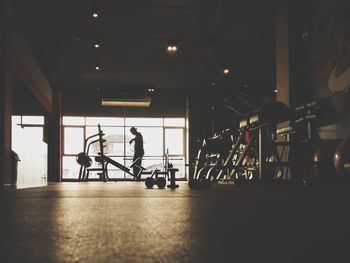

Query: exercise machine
<box><xmin>76</xmin><ymin>124</ymin><xmax>180</xmax><ymax>188</ymax></box>
<box><xmin>189</xmin><ymin>100</ymin><xmax>296</xmax><ymax>189</ymax></box>
<box><xmin>76</xmin><ymin>124</ymin><xmax>145</xmax><ymax>181</ymax></box>
<box><xmin>277</xmin><ymin>97</ymin><xmax>338</xmax><ymax>184</ymax></box>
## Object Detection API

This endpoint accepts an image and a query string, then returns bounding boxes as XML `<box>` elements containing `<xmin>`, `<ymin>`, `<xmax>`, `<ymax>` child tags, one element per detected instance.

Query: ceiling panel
<box><xmin>13</xmin><ymin>0</ymin><xmax>282</xmax><ymax>98</ymax></box>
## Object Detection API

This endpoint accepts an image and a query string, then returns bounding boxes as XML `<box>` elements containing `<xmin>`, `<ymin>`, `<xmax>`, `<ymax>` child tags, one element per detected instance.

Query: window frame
<box><xmin>61</xmin><ymin>117</ymin><xmax>187</xmax><ymax>180</ymax></box>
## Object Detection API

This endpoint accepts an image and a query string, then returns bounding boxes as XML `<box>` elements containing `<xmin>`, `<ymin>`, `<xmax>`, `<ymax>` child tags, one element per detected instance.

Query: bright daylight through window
<box><xmin>62</xmin><ymin>117</ymin><xmax>187</xmax><ymax>180</ymax></box>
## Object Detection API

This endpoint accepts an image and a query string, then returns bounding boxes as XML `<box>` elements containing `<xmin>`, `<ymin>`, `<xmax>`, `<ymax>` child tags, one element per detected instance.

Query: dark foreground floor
<box><xmin>1</xmin><ymin>182</ymin><xmax>350</xmax><ymax>263</ymax></box>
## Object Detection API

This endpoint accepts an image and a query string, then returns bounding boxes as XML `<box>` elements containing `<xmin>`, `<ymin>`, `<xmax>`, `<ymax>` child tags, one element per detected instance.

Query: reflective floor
<box><xmin>1</xmin><ymin>182</ymin><xmax>350</xmax><ymax>262</ymax></box>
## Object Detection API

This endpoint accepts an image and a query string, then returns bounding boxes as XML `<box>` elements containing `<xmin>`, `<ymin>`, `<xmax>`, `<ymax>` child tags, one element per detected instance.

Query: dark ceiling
<box><xmin>13</xmin><ymin>0</ymin><xmax>282</xmax><ymax>97</ymax></box>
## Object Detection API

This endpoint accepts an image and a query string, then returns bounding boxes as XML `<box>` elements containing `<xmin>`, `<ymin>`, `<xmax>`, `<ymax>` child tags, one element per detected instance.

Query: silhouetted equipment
<box><xmin>189</xmin><ymin>129</ymin><xmax>235</xmax><ymax>189</ymax></box>
<box><xmin>76</xmin><ymin>128</ymin><xmax>106</xmax><ymax>180</ymax></box>
<box><xmin>238</xmin><ymin>100</ymin><xmax>294</xmax><ymax>183</ymax></box>
<box><xmin>307</xmin><ymin>96</ymin><xmax>337</xmax><ymax>128</ymax></box>
<box><xmin>224</xmin><ymin>93</ymin><xmax>260</xmax><ymax>117</ymax></box>
<box><xmin>292</xmin><ymin>96</ymin><xmax>337</xmax><ymax>142</ymax></box>
<box><xmin>189</xmin><ymin>96</ymin><xmax>341</xmax><ymax>189</ymax></box>
<box><xmin>313</xmin><ymin>140</ymin><xmax>340</xmax><ymax>181</ymax></box>
<box><xmin>99</xmin><ymin>154</ymin><xmax>145</xmax><ymax>179</ymax></box>
<box><xmin>189</xmin><ymin>100</ymin><xmax>291</xmax><ymax>189</ymax></box>
<box><xmin>76</xmin><ymin>125</ymin><xmax>179</xmax><ymax>187</ymax></box>
<box><xmin>145</xmin><ymin>173</ymin><xmax>166</xmax><ymax>189</ymax></box>
<box><xmin>76</xmin><ymin>124</ymin><xmax>145</xmax><ymax>181</ymax></box>
<box><xmin>289</xmin><ymin>97</ymin><xmax>339</xmax><ymax>184</ymax></box>
<box><xmin>250</xmin><ymin>100</ymin><xmax>294</xmax><ymax>126</ymax></box>
<box><xmin>334</xmin><ymin>137</ymin><xmax>350</xmax><ymax>177</ymax></box>
<box><xmin>167</xmin><ymin>167</ymin><xmax>179</xmax><ymax>189</ymax></box>
<box><xmin>76</xmin><ymin>152</ymin><xmax>92</xmax><ymax>168</ymax></box>
<box><xmin>144</xmin><ymin>150</ymin><xmax>177</xmax><ymax>189</ymax></box>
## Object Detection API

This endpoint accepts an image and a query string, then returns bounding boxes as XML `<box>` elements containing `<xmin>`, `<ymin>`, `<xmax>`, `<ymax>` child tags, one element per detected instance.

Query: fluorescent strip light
<box><xmin>101</xmin><ymin>97</ymin><xmax>151</xmax><ymax>107</ymax></box>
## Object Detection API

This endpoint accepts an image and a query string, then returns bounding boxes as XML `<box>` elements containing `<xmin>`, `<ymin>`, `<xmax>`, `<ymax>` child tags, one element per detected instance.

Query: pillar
<box><xmin>0</xmin><ymin>0</ymin><xmax>12</xmax><ymax>187</ymax></box>
<box><xmin>48</xmin><ymin>90</ymin><xmax>62</xmax><ymax>182</ymax></box>
<box><xmin>276</xmin><ymin>5</ymin><xmax>290</xmax><ymax>106</ymax></box>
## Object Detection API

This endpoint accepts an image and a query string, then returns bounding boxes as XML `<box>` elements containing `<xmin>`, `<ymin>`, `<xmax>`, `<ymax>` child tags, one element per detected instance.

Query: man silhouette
<box><xmin>129</xmin><ymin>127</ymin><xmax>144</xmax><ymax>180</ymax></box>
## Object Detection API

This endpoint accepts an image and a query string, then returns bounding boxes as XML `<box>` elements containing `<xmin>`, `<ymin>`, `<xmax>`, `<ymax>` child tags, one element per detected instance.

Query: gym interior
<box><xmin>1</xmin><ymin>0</ymin><xmax>350</xmax><ymax>262</ymax></box>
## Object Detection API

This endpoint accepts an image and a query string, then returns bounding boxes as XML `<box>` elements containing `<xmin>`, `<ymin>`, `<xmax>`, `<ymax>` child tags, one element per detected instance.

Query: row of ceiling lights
<box><xmin>91</xmin><ymin>10</ymin><xmax>231</xmax><ymax>89</ymax></box>
<box><xmin>94</xmin><ymin>61</ymin><xmax>230</xmax><ymax>74</ymax></box>
<box><xmin>92</xmin><ymin>12</ymin><xmax>278</xmax><ymax>95</ymax></box>
<box><xmin>95</xmin><ymin>62</ymin><xmax>230</xmax><ymax>77</ymax></box>
<box><xmin>92</xmin><ymin>38</ymin><xmax>178</xmax><ymax>54</ymax></box>
<box><xmin>92</xmin><ymin>11</ymin><xmax>179</xmax><ymax>54</ymax></box>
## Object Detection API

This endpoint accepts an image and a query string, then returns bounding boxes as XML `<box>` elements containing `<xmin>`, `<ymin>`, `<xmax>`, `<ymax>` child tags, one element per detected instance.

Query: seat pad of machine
<box><xmin>251</xmin><ymin>100</ymin><xmax>294</xmax><ymax>125</ymax></box>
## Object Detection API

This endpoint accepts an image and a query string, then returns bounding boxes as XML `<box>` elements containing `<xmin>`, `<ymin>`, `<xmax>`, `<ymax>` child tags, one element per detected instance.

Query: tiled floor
<box><xmin>1</xmin><ymin>182</ymin><xmax>350</xmax><ymax>262</ymax></box>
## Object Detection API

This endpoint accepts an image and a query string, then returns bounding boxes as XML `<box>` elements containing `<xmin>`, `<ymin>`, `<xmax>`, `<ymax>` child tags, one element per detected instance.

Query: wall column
<box><xmin>48</xmin><ymin>90</ymin><xmax>62</xmax><ymax>182</ymax></box>
<box><xmin>276</xmin><ymin>5</ymin><xmax>290</xmax><ymax>106</ymax></box>
<box><xmin>0</xmin><ymin>0</ymin><xmax>13</xmax><ymax>187</ymax></box>
<box><xmin>288</xmin><ymin>1</ymin><xmax>312</xmax><ymax>107</ymax></box>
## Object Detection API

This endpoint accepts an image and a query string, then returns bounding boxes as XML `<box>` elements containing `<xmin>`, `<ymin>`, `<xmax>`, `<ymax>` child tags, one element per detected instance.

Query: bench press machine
<box><xmin>77</xmin><ymin>124</ymin><xmax>145</xmax><ymax>181</ymax></box>
<box><xmin>76</xmin><ymin>124</ymin><xmax>179</xmax><ymax>188</ymax></box>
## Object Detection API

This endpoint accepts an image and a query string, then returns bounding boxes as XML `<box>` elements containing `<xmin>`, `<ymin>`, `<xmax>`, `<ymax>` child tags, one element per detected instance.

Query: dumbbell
<box><xmin>145</xmin><ymin>177</ymin><xmax>166</xmax><ymax>189</ymax></box>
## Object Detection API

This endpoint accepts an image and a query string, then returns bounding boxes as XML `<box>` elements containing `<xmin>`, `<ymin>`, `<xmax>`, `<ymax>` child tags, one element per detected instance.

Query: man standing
<box><xmin>129</xmin><ymin>127</ymin><xmax>144</xmax><ymax>180</ymax></box>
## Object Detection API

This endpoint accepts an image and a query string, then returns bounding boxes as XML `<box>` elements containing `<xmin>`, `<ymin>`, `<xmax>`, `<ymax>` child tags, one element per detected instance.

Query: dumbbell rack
<box><xmin>228</xmin><ymin>101</ymin><xmax>296</xmax><ymax>184</ymax></box>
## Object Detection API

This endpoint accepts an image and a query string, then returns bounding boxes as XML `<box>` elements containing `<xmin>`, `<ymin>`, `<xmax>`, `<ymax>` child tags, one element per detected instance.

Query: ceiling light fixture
<box><xmin>101</xmin><ymin>97</ymin><xmax>151</xmax><ymax>107</ymax></box>
<box><xmin>94</xmin><ymin>42</ymin><xmax>100</xmax><ymax>48</ymax></box>
<box><xmin>92</xmin><ymin>12</ymin><xmax>99</xmax><ymax>18</ymax></box>
<box><xmin>95</xmin><ymin>64</ymin><xmax>100</xmax><ymax>70</ymax></box>
<box><xmin>223</xmin><ymin>68</ymin><xmax>230</xmax><ymax>75</ymax></box>
<box><xmin>148</xmin><ymin>88</ymin><xmax>155</xmax><ymax>92</ymax></box>
<box><xmin>166</xmin><ymin>41</ymin><xmax>178</xmax><ymax>54</ymax></box>
<box><xmin>166</xmin><ymin>45</ymin><xmax>178</xmax><ymax>53</ymax></box>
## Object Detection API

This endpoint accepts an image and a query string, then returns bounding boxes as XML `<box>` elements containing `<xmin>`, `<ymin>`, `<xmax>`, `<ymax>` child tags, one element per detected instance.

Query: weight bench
<box><xmin>85</xmin><ymin>155</ymin><xmax>145</xmax><ymax>180</ymax></box>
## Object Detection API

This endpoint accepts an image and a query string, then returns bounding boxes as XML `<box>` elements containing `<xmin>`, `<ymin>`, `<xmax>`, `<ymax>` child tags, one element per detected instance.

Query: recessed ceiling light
<box><xmin>94</xmin><ymin>43</ymin><xmax>100</xmax><ymax>48</ymax></box>
<box><xmin>92</xmin><ymin>12</ymin><xmax>99</xmax><ymax>18</ymax></box>
<box><xmin>166</xmin><ymin>44</ymin><xmax>178</xmax><ymax>54</ymax></box>
<box><xmin>148</xmin><ymin>88</ymin><xmax>155</xmax><ymax>92</ymax></box>
<box><xmin>273</xmin><ymin>89</ymin><xmax>278</xmax><ymax>93</ymax></box>
<box><xmin>211</xmin><ymin>82</ymin><xmax>216</xmax><ymax>86</ymax></box>
<box><xmin>95</xmin><ymin>65</ymin><xmax>100</xmax><ymax>70</ymax></box>
<box><xmin>223</xmin><ymin>68</ymin><xmax>230</xmax><ymax>75</ymax></box>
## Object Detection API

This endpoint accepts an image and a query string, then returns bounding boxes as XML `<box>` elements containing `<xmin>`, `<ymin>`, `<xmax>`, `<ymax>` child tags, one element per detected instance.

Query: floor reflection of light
<box><xmin>53</xmin><ymin>182</ymin><xmax>194</xmax><ymax>262</ymax></box>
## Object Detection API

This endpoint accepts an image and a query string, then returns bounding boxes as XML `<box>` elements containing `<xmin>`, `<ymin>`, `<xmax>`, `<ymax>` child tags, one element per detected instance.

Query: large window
<box><xmin>64</xmin><ymin>128</ymin><xmax>84</xmax><ymax>155</ymax></box>
<box><xmin>62</xmin><ymin>117</ymin><xmax>187</xmax><ymax>180</ymax></box>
